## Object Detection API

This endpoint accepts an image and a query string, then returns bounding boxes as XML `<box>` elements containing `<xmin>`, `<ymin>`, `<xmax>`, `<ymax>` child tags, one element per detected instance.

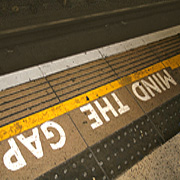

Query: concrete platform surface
<box><xmin>0</xmin><ymin>27</ymin><xmax>180</xmax><ymax>180</ymax></box>
<box><xmin>116</xmin><ymin>133</ymin><xmax>180</xmax><ymax>180</ymax></box>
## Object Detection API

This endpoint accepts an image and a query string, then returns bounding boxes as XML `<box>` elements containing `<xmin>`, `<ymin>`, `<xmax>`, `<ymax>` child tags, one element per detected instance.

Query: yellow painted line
<box><xmin>118</xmin><ymin>62</ymin><xmax>165</xmax><ymax>86</ymax></box>
<box><xmin>0</xmin><ymin>55</ymin><xmax>180</xmax><ymax>142</ymax></box>
<box><xmin>162</xmin><ymin>54</ymin><xmax>180</xmax><ymax>69</ymax></box>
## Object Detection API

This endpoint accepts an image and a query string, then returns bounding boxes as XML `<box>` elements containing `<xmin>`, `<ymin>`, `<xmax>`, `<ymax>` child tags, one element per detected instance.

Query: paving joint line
<box><xmin>99</xmin><ymin>46</ymin><xmax>166</xmax><ymax>146</ymax></box>
<box><xmin>68</xmin><ymin>113</ymin><xmax>111</xmax><ymax>180</ymax></box>
<box><xmin>123</xmin><ymin>57</ymin><xmax>167</xmax><ymax>143</ymax></box>
<box><xmin>104</xmin><ymin>40</ymin><xmax>167</xmax><ymax>143</ymax></box>
<box><xmin>42</xmin><ymin>64</ymin><xmax>110</xmax><ymax>178</ymax></box>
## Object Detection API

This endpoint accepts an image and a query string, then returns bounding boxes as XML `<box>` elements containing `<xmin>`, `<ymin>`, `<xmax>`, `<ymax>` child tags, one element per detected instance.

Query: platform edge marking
<box><xmin>1</xmin><ymin>57</ymin><xmax>179</xmax><ymax>142</ymax></box>
<box><xmin>0</xmin><ymin>25</ymin><xmax>180</xmax><ymax>91</ymax></box>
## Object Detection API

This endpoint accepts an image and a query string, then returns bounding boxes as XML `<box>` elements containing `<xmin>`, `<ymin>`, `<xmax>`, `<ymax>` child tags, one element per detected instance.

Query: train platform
<box><xmin>117</xmin><ymin>133</ymin><xmax>180</xmax><ymax>180</ymax></box>
<box><xmin>0</xmin><ymin>25</ymin><xmax>180</xmax><ymax>180</ymax></box>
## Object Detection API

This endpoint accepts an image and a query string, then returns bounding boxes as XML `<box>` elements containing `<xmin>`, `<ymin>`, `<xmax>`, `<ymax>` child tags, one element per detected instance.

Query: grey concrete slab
<box><xmin>36</xmin><ymin>148</ymin><xmax>109</xmax><ymax>180</ymax></box>
<box><xmin>91</xmin><ymin>115</ymin><xmax>163</xmax><ymax>179</ymax></box>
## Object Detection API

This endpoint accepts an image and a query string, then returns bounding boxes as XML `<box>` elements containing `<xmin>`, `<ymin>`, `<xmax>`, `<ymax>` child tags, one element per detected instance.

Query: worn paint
<box><xmin>0</xmin><ymin>55</ymin><xmax>180</xmax><ymax>142</ymax></box>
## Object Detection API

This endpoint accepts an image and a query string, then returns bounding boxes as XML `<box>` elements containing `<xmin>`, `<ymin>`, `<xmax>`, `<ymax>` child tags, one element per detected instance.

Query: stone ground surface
<box><xmin>116</xmin><ymin>133</ymin><xmax>180</xmax><ymax>180</ymax></box>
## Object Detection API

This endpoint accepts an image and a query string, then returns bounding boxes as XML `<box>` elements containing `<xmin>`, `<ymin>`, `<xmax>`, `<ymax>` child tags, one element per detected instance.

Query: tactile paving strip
<box><xmin>91</xmin><ymin>115</ymin><xmax>163</xmax><ymax>179</ymax></box>
<box><xmin>148</xmin><ymin>35</ymin><xmax>180</xmax><ymax>61</ymax></box>
<box><xmin>0</xmin><ymin>78</ymin><xmax>59</xmax><ymax>126</ymax></box>
<box><xmin>47</xmin><ymin>59</ymin><xmax>117</xmax><ymax>102</ymax></box>
<box><xmin>105</xmin><ymin>35</ymin><xmax>180</xmax><ymax>79</ymax></box>
<box><xmin>105</xmin><ymin>45</ymin><xmax>159</xmax><ymax>78</ymax></box>
<box><xmin>149</xmin><ymin>94</ymin><xmax>180</xmax><ymax>141</ymax></box>
<box><xmin>36</xmin><ymin>149</ymin><xmax>109</xmax><ymax>180</ymax></box>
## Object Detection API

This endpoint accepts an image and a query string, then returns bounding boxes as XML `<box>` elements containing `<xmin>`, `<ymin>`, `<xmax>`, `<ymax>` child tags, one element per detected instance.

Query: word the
<box><xmin>80</xmin><ymin>92</ymin><xmax>130</xmax><ymax>129</ymax></box>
